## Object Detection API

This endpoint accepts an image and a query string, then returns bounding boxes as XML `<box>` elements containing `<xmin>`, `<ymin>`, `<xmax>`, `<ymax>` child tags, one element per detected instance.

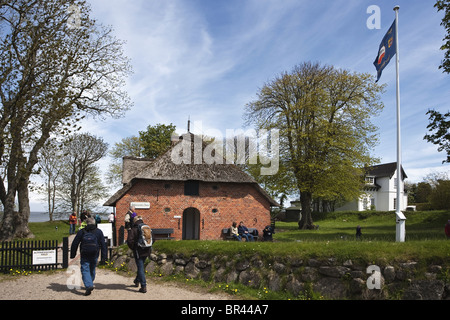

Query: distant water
<box><xmin>29</xmin><ymin>211</ymin><xmax>59</xmax><ymax>223</ymax></box>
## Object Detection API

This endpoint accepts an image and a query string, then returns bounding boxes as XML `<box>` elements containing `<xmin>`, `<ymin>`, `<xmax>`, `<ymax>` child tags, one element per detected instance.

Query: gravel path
<box><xmin>0</xmin><ymin>235</ymin><xmax>232</xmax><ymax>301</ymax></box>
<box><xmin>0</xmin><ymin>266</ymin><xmax>231</xmax><ymax>300</ymax></box>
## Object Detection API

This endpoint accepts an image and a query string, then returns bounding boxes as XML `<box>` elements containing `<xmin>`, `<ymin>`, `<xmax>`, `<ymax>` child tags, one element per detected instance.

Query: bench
<box><xmin>152</xmin><ymin>228</ymin><xmax>175</xmax><ymax>241</ymax></box>
<box><xmin>222</xmin><ymin>228</ymin><xmax>258</xmax><ymax>241</ymax></box>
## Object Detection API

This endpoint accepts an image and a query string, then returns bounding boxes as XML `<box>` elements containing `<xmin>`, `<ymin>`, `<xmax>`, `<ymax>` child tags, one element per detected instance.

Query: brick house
<box><xmin>103</xmin><ymin>133</ymin><xmax>278</xmax><ymax>240</ymax></box>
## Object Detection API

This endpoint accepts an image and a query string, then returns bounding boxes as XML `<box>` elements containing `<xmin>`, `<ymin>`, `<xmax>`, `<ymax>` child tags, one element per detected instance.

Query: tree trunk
<box><xmin>15</xmin><ymin>176</ymin><xmax>34</xmax><ymax>239</ymax></box>
<box><xmin>0</xmin><ymin>194</ymin><xmax>17</xmax><ymax>241</ymax></box>
<box><xmin>298</xmin><ymin>191</ymin><xmax>314</xmax><ymax>229</ymax></box>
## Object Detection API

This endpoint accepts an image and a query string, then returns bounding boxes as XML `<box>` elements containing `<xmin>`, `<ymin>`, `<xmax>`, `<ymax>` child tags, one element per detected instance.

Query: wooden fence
<box><xmin>0</xmin><ymin>239</ymin><xmax>65</xmax><ymax>273</ymax></box>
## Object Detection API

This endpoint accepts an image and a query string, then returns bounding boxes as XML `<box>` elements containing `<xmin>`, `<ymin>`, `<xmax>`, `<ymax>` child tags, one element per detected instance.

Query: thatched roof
<box><xmin>104</xmin><ymin>133</ymin><xmax>279</xmax><ymax>207</ymax></box>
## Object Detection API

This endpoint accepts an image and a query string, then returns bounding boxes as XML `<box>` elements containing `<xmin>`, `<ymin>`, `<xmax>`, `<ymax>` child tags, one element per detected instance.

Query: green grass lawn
<box><xmin>153</xmin><ymin>210</ymin><xmax>450</xmax><ymax>265</ymax></box>
<box><xmin>28</xmin><ymin>220</ymin><xmax>72</xmax><ymax>243</ymax></box>
<box><xmin>25</xmin><ymin>210</ymin><xmax>450</xmax><ymax>264</ymax></box>
<box><xmin>274</xmin><ymin>210</ymin><xmax>449</xmax><ymax>242</ymax></box>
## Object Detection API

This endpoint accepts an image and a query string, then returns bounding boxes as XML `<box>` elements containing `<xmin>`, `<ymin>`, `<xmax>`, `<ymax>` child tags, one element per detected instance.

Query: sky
<box><xmin>29</xmin><ymin>0</ymin><xmax>449</xmax><ymax>211</ymax></box>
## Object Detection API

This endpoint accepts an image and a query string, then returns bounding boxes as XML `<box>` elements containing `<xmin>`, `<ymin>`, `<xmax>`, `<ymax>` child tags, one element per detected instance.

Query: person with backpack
<box><xmin>124</xmin><ymin>205</ymin><xmax>137</xmax><ymax>230</ymax></box>
<box><xmin>94</xmin><ymin>213</ymin><xmax>102</xmax><ymax>226</ymax></box>
<box><xmin>127</xmin><ymin>215</ymin><xmax>152</xmax><ymax>293</ymax></box>
<box><xmin>70</xmin><ymin>217</ymin><xmax>107</xmax><ymax>296</ymax></box>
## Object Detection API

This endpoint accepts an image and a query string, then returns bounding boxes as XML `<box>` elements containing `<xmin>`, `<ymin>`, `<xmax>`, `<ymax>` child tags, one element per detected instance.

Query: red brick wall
<box><xmin>114</xmin><ymin>180</ymin><xmax>272</xmax><ymax>240</ymax></box>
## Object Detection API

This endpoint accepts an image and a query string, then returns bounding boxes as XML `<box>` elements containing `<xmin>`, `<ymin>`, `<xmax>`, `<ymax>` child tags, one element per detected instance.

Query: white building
<box><xmin>336</xmin><ymin>162</ymin><xmax>408</xmax><ymax>212</ymax></box>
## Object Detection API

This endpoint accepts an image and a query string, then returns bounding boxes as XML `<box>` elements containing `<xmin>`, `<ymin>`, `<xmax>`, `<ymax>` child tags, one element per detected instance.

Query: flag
<box><xmin>373</xmin><ymin>20</ymin><xmax>396</xmax><ymax>82</ymax></box>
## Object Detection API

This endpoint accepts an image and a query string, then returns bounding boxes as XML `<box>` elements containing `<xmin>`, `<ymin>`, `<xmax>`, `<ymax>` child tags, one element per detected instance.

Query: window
<box><xmin>365</xmin><ymin>176</ymin><xmax>375</xmax><ymax>184</ymax></box>
<box><xmin>184</xmin><ymin>180</ymin><xmax>199</xmax><ymax>196</ymax></box>
<box><xmin>363</xmin><ymin>198</ymin><xmax>369</xmax><ymax>210</ymax></box>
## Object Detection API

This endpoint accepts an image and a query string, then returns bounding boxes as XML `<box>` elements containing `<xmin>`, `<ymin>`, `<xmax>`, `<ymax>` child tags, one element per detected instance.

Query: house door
<box><xmin>182</xmin><ymin>207</ymin><xmax>200</xmax><ymax>240</ymax></box>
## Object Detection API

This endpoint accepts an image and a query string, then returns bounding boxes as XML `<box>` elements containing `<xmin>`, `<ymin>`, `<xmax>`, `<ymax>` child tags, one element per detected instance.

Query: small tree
<box><xmin>108</xmin><ymin>123</ymin><xmax>177</xmax><ymax>186</ymax></box>
<box><xmin>38</xmin><ymin>140</ymin><xmax>64</xmax><ymax>221</ymax></box>
<box><xmin>62</xmin><ymin>133</ymin><xmax>108</xmax><ymax>214</ymax></box>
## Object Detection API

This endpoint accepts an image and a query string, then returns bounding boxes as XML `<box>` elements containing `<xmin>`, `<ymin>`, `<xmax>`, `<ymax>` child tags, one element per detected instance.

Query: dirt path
<box><xmin>0</xmin><ymin>235</ymin><xmax>232</xmax><ymax>301</ymax></box>
<box><xmin>0</xmin><ymin>267</ymin><xmax>232</xmax><ymax>300</ymax></box>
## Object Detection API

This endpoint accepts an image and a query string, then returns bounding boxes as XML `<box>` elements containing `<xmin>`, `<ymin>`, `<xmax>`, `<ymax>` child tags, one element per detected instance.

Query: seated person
<box><xmin>263</xmin><ymin>225</ymin><xmax>275</xmax><ymax>241</ymax></box>
<box><xmin>230</xmin><ymin>221</ymin><xmax>241</xmax><ymax>241</ymax></box>
<box><xmin>238</xmin><ymin>221</ymin><xmax>254</xmax><ymax>242</ymax></box>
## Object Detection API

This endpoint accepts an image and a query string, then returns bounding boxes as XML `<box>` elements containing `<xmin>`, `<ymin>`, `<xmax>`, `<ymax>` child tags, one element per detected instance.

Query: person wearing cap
<box><xmin>127</xmin><ymin>215</ymin><xmax>151</xmax><ymax>293</ymax></box>
<box><xmin>70</xmin><ymin>217</ymin><xmax>107</xmax><ymax>296</ymax></box>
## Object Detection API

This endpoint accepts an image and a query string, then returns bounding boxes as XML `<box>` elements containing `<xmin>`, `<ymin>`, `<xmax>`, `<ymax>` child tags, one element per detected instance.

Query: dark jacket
<box><xmin>238</xmin><ymin>225</ymin><xmax>249</xmax><ymax>235</ymax></box>
<box><xmin>127</xmin><ymin>219</ymin><xmax>151</xmax><ymax>259</ymax></box>
<box><xmin>70</xmin><ymin>224</ymin><xmax>107</xmax><ymax>261</ymax></box>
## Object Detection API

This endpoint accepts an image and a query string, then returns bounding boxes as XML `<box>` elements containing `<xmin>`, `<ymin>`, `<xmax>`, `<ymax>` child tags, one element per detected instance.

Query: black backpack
<box><xmin>81</xmin><ymin>229</ymin><xmax>99</xmax><ymax>256</ymax></box>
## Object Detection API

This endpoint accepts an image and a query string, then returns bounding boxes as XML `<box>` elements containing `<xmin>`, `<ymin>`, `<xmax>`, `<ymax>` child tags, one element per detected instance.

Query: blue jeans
<box><xmin>80</xmin><ymin>256</ymin><xmax>97</xmax><ymax>289</ymax></box>
<box><xmin>241</xmin><ymin>233</ymin><xmax>254</xmax><ymax>242</ymax></box>
<box><xmin>69</xmin><ymin>224</ymin><xmax>76</xmax><ymax>234</ymax></box>
<box><xmin>134</xmin><ymin>256</ymin><xmax>146</xmax><ymax>287</ymax></box>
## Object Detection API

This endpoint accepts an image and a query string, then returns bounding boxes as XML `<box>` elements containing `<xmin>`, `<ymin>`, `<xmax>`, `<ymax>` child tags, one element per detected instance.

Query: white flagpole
<box><xmin>394</xmin><ymin>5</ymin><xmax>406</xmax><ymax>242</ymax></box>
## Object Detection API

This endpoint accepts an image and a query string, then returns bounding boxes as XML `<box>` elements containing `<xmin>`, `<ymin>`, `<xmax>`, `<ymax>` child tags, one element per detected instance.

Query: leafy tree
<box><xmin>424</xmin><ymin>109</ymin><xmax>450</xmax><ymax>163</ymax></box>
<box><xmin>139</xmin><ymin>123</ymin><xmax>177</xmax><ymax>159</ymax></box>
<box><xmin>429</xmin><ymin>179</ymin><xmax>450</xmax><ymax>209</ymax></box>
<box><xmin>423</xmin><ymin>172</ymin><xmax>450</xmax><ymax>209</ymax></box>
<box><xmin>435</xmin><ymin>0</ymin><xmax>450</xmax><ymax>73</ymax></box>
<box><xmin>37</xmin><ymin>139</ymin><xmax>64</xmax><ymax>221</ymax></box>
<box><xmin>416</xmin><ymin>181</ymin><xmax>433</xmax><ymax>203</ymax></box>
<box><xmin>108</xmin><ymin>123</ymin><xmax>177</xmax><ymax>186</ymax></box>
<box><xmin>37</xmin><ymin>133</ymin><xmax>108</xmax><ymax>217</ymax></box>
<box><xmin>61</xmin><ymin>133</ymin><xmax>108</xmax><ymax>214</ymax></box>
<box><xmin>0</xmin><ymin>0</ymin><xmax>132</xmax><ymax>240</ymax></box>
<box><xmin>107</xmin><ymin>136</ymin><xmax>142</xmax><ymax>186</ymax></box>
<box><xmin>244</xmin><ymin>62</ymin><xmax>384</xmax><ymax>229</ymax></box>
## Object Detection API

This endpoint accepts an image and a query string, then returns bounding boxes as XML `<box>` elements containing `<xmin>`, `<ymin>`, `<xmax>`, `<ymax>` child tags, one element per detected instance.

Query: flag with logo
<box><xmin>373</xmin><ymin>20</ymin><xmax>396</xmax><ymax>82</ymax></box>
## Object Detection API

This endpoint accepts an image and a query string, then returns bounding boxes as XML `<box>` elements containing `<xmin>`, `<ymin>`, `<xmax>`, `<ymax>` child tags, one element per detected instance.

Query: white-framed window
<box><xmin>363</xmin><ymin>198</ymin><xmax>369</xmax><ymax>210</ymax></box>
<box><xmin>365</xmin><ymin>176</ymin><xmax>375</xmax><ymax>184</ymax></box>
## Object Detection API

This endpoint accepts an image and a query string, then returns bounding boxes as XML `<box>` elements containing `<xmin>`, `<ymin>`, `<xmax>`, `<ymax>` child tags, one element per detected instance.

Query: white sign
<box><xmin>97</xmin><ymin>223</ymin><xmax>113</xmax><ymax>240</ymax></box>
<box><xmin>130</xmin><ymin>202</ymin><xmax>150</xmax><ymax>209</ymax></box>
<box><xmin>33</xmin><ymin>250</ymin><xmax>57</xmax><ymax>265</ymax></box>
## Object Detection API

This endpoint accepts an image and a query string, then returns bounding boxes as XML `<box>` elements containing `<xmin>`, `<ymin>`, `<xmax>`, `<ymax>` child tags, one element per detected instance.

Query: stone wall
<box><xmin>110</xmin><ymin>248</ymin><xmax>449</xmax><ymax>300</ymax></box>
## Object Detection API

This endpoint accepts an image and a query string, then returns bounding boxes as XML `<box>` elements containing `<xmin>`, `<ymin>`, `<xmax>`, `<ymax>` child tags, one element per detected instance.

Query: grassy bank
<box><xmin>24</xmin><ymin>210</ymin><xmax>450</xmax><ymax>264</ymax></box>
<box><xmin>153</xmin><ymin>210</ymin><xmax>450</xmax><ymax>265</ymax></box>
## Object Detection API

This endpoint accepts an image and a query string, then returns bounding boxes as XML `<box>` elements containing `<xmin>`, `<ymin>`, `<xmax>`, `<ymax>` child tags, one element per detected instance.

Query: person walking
<box><xmin>356</xmin><ymin>225</ymin><xmax>362</xmax><ymax>240</ymax></box>
<box><xmin>127</xmin><ymin>216</ymin><xmax>152</xmax><ymax>293</ymax></box>
<box><xmin>69</xmin><ymin>212</ymin><xmax>77</xmax><ymax>235</ymax></box>
<box><xmin>70</xmin><ymin>217</ymin><xmax>107</xmax><ymax>296</ymax></box>
<box><xmin>124</xmin><ymin>205</ymin><xmax>137</xmax><ymax>230</ymax></box>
